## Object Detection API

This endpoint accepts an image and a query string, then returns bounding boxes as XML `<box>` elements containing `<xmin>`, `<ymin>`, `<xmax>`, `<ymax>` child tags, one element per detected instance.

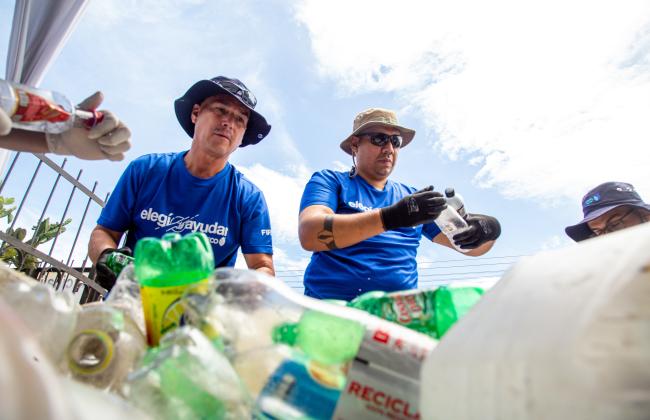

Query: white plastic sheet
<box><xmin>421</xmin><ymin>222</ymin><xmax>650</xmax><ymax>420</ymax></box>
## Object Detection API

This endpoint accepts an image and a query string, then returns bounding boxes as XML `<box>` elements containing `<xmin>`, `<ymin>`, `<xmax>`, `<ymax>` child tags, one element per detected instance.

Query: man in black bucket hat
<box><xmin>565</xmin><ymin>181</ymin><xmax>650</xmax><ymax>241</ymax></box>
<box><xmin>87</xmin><ymin>76</ymin><xmax>275</xmax><ymax>294</ymax></box>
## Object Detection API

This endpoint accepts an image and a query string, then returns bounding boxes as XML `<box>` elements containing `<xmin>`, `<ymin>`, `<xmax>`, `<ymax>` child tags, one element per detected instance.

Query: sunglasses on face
<box><xmin>360</xmin><ymin>132</ymin><xmax>403</xmax><ymax>148</ymax></box>
<box><xmin>215</xmin><ymin>80</ymin><xmax>257</xmax><ymax>108</ymax></box>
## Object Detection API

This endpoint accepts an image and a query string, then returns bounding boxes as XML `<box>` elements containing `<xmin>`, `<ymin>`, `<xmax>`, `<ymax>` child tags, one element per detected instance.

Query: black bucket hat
<box><xmin>174</xmin><ymin>76</ymin><xmax>271</xmax><ymax>147</ymax></box>
<box><xmin>565</xmin><ymin>181</ymin><xmax>650</xmax><ymax>241</ymax></box>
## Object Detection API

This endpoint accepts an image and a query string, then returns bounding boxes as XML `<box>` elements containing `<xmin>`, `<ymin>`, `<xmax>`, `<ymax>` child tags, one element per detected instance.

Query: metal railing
<box><xmin>0</xmin><ymin>151</ymin><xmax>107</xmax><ymax>303</ymax></box>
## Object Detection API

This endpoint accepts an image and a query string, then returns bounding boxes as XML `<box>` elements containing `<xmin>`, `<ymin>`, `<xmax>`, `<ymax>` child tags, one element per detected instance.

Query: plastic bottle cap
<box><xmin>445</xmin><ymin>187</ymin><xmax>455</xmax><ymax>198</ymax></box>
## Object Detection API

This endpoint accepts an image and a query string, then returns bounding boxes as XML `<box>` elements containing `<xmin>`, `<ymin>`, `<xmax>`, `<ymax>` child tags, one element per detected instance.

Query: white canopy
<box><xmin>1</xmin><ymin>0</ymin><xmax>90</xmax><ymax>172</ymax></box>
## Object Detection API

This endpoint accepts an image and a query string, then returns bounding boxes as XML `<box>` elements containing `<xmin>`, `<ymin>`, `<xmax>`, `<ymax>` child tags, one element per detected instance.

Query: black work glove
<box><xmin>94</xmin><ymin>246</ymin><xmax>132</xmax><ymax>292</ymax></box>
<box><xmin>452</xmin><ymin>213</ymin><xmax>501</xmax><ymax>249</ymax></box>
<box><xmin>380</xmin><ymin>186</ymin><xmax>447</xmax><ymax>231</ymax></box>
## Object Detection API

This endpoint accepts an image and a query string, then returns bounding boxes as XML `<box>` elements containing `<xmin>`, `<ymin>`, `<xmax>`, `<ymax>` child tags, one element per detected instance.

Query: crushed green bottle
<box><xmin>135</xmin><ymin>232</ymin><xmax>214</xmax><ymax>346</ymax></box>
<box><xmin>348</xmin><ymin>286</ymin><xmax>485</xmax><ymax>339</ymax></box>
<box><xmin>272</xmin><ymin>310</ymin><xmax>365</xmax><ymax>366</ymax></box>
<box><xmin>105</xmin><ymin>252</ymin><xmax>134</xmax><ymax>276</ymax></box>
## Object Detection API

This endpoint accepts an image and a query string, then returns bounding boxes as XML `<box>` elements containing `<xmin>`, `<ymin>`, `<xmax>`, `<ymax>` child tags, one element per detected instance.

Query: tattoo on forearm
<box><xmin>317</xmin><ymin>215</ymin><xmax>338</xmax><ymax>250</ymax></box>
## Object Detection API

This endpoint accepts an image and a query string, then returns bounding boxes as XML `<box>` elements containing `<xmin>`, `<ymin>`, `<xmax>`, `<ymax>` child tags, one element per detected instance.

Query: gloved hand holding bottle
<box><xmin>0</xmin><ymin>79</ymin><xmax>131</xmax><ymax>160</ymax></box>
<box><xmin>452</xmin><ymin>213</ymin><xmax>501</xmax><ymax>249</ymax></box>
<box><xmin>94</xmin><ymin>246</ymin><xmax>133</xmax><ymax>293</ymax></box>
<box><xmin>380</xmin><ymin>185</ymin><xmax>447</xmax><ymax>231</ymax></box>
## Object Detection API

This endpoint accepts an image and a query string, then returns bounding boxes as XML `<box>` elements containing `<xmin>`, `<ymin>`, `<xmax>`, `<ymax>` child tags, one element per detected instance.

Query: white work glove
<box><xmin>0</xmin><ymin>108</ymin><xmax>11</xmax><ymax>136</ymax></box>
<box><xmin>45</xmin><ymin>92</ymin><xmax>131</xmax><ymax>161</ymax></box>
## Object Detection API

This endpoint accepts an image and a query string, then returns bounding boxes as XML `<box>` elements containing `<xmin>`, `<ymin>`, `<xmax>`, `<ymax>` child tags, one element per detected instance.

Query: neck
<box><xmin>357</xmin><ymin>171</ymin><xmax>388</xmax><ymax>190</ymax></box>
<box><xmin>184</xmin><ymin>147</ymin><xmax>227</xmax><ymax>178</ymax></box>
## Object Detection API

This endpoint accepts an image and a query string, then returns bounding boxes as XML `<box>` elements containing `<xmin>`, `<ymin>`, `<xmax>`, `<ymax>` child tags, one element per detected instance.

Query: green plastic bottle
<box><xmin>348</xmin><ymin>286</ymin><xmax>484</xmax><ymax>339</ymax></box>
<box><xmin>135</xmin><ymin>232</ymin><xmax>214</xmax><ymax>346</ymax></box>
<box><xmin>272</xmin><ymin>310</ymin><xmax>366</xmax><ymax>366</ymax></box>
<box><xmin>105</xmin><ymin>252</ymin><xmax>134</xmax><ymax>276</ymax></box>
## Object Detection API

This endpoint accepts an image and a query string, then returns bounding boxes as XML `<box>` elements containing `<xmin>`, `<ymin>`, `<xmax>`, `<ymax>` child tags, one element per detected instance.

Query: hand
<box><xmin>94</xmin><ymin>247</ymin><xmax>133</xmax><ymax>292</ymax></box>
<box><xmin>45</xmin><ymin>92</ymin><xmax>131</xmax><ymax>161</ymax></box>
<box><xmin>452</xmin><ymin>213</ymin><xmax>501</xmax><ymax>249</ymax></box>
<box><xmin>0</xmin><ymin>108</ymin><xmax>11</xmax><ymax>136</ymax></box>
<box><xmin>380</xmin><ymin>186</ymin><xmax>447</xmax><ymax>231</ymax></box>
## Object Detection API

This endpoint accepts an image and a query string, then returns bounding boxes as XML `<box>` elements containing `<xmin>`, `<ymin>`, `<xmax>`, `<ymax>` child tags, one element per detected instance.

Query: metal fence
<box><xmin>0</xmin><ymin>151</ymin><xmax>107</xmax><ymax>303</ymax></box>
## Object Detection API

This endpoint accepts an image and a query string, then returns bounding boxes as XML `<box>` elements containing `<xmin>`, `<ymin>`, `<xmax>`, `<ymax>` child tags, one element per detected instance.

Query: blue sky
<box><xmin>1</xmin><ymin>0</ymin><xmax>649</xmax><ymax>288</ymax></box>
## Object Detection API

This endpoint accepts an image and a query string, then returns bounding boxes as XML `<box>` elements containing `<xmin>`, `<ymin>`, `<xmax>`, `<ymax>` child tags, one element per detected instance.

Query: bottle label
<box><xmin>332</xmin><ymin>322</ymin><xmax>435</xmax><ymax>419</ymax></box>
<box><xmin>11</xmin><ymin>87</ymin><xmax>71</xmax><ymax>123</ymax></box>
<box><xmin>257</xmin><ymin>358</ymin><xmax>344</xmax><ymax>419</ymax></box>
<box><xmin>140</xmin><ymin>278</ymin><xmax>209</xmax><ymax>346</ymax></box>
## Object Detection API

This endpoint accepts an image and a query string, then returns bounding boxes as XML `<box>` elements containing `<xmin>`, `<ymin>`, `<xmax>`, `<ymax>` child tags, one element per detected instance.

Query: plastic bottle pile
<box><xmin>0</xmin><ymin>231</ymin><xmax>489</xmax><ymax>419</ymax></box>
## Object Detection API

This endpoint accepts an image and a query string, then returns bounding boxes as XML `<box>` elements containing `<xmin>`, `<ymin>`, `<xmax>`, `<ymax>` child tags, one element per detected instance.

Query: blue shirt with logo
<box><xmin>299</xmin><ymin>170</ymin><xmax>441</xmax><ymax>301</ymax></box>
<box><xmin>97</xmin><ymin>152</ymin><xmax>273</xmax><ymax>267</ymax></box>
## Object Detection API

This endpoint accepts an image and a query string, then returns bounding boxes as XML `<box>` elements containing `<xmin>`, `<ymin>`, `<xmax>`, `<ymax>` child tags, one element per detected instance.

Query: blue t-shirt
<box><xmin>97</xmin><ymin>152</ymin><xmax>273</xmax><ymax>267</ymax></box>
<box><xmin>299</xmin><ymin>170</ymin><xmax>441</xmax><ymax>301</ymax></box>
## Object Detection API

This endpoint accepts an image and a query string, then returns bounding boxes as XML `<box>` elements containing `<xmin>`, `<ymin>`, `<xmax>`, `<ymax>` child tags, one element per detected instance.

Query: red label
<box><xmin>373</xmin><ymin>329</ymin><xmax>390</xmax><ymax>344</ymax></box>
<box><xmin>346</xmin><ymin>380</ymin><xmax>420</xmax><ymax>419</ymax></box>
<box><xmin>13</xmin><ymin>88</ymin><xmax>71</xmax><ymax>123</ymax></box>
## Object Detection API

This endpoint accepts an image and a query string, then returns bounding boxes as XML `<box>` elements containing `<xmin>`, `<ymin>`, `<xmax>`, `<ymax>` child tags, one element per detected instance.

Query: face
<box><xmin>587</xmin><ymin>205</ymin><xmax>650</xmax><ymax>236</ymax></box>
<box><xmin>350</xmin><ymin>126</ymin><xmax>401</xmax><ymax>182</ymax></box>
<box><xmin>191</xmin><ymin>93</ymin><xmax>250</xmax><ymax>159</ymax></box>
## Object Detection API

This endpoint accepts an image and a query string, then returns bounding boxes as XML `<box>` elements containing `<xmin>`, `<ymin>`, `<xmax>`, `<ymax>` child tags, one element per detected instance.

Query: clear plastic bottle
<box><xmin>0</xmin><ymin>264</ymin><xmax>79</xmax><ymax>365</ymax></box>
<box><xmin>125</xmin><ymin>326</ymin><xmax>253</xmax><ymax>420</ymax></box>
<box><xmin>0</xmin><ymin>78</ymin><xmax>101</xmax><ymax>133</ymax></box>
<box><xmin>65</xmin><ymin>268</ymin><xmax>147</xmax><ymax>394</ymax></box>
<box><xmin>444</xmin><ymin>187</ymin><xmax>466</xmax><ymax>218</ymax></box>
<box><xmin>181</xmin><ymin>268</ymin><xmax>437</xmax><ymax>419</ymax></box>
<box><xmin>435</xmin><ymin>205</ymin><xmax>469</xmax><ymax>253</ymax></box>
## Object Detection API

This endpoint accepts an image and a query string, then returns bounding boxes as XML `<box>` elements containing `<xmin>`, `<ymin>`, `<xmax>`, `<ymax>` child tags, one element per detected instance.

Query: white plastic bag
<box><xmin>421</xmin><ymin>222</ymin><xmax>650</xmax><ymax>420</ymax></box>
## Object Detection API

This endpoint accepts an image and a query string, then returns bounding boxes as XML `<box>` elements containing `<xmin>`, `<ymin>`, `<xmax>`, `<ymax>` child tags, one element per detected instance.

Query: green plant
<box><xmin>0</xmin><ymin>195</ymin><xmax>71</xmax><ymax>274</ymax></box>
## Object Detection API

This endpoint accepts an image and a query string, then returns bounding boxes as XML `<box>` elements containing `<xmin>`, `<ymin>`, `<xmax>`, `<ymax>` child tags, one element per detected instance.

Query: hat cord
<box><xmin>349</xmin><ymin>153</ymin><xmax>357</xmax><ymax>178</ymax></box>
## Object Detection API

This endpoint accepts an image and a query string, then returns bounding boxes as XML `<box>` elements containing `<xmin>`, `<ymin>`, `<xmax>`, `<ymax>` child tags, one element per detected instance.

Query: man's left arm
<box><xmin>431</xmin><ymin>213</ymin><xmax>501</xmax><ymax>256</ymax></box>
<box><xmin>239</xmin><ymin>187</ymin><xmax>275</xmax><ymax>275</ymax></box>
<box><xmin>243</xmin><ymin>253</ymin><xmax>275</xmax><ymax>276</ymax></box>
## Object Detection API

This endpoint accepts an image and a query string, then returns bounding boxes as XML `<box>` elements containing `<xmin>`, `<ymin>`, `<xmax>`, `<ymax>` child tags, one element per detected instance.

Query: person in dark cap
<box><xmin>565</xmin><ymin>181</ymin><xmax>650</xmax><ymax>241</ymax></box>
<box><xmin>88</xmin><ymin>76</ymin><xmax>275</xmax><ymax>293</ymax></box>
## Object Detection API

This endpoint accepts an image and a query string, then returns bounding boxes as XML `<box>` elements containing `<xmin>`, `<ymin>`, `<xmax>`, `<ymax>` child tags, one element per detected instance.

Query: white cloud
<box><xmin>539</xmin><ymin>234</ymin><xmax>574</xmax><ymax>252</ymax></box>
<box><xmin>295</xmin><ymin>0</ymin><xmax>650</xmax><ymax>202</ymax></box>
<box><xmin>238</xmin><ymin>163</ymin><xmax>311</xmax><ymax>243</ymax></box>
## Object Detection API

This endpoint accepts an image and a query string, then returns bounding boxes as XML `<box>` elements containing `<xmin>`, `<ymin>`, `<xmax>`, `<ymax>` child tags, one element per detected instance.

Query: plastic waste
<box><xmin>0</xmin><ymin>78</ymin><xmax>102</xmax><ymax>133</ymax></box>
<box><xmin>125</xmin><ymin>326</ymin><xmax>252</xmax><ymax>420</ymax></box>
<box><xmin>182</xmin><ymin>268</ymin><xmax>437</xmax><ymax>419</ymax></box>
<box><xmin>65</xmin><ymin>301</ymin><xmax>146</xmax><ymax>393</ymax></box>
<box><xmin>134</xmin><ymin>232</ymin><xmax>214</xmax><ymax>345</ymax></box>
<box><xmin>348</xmin><ymin>285</ymin><xmax>485</xmax><ymax>339</ymax></box>
<box><xmin>0</xmin><ymin>263</ymin><xmax>79</xmax><ymax>365</ymax></box>
<box><xmin>434</xmin><ymin>205</ymin><xmax>469</xmax><ymax>253</ymax></box>
<box><xmin>444</xmin><ymin>187</ymin><xmax>466</xmax><ymax>218</ymax></box>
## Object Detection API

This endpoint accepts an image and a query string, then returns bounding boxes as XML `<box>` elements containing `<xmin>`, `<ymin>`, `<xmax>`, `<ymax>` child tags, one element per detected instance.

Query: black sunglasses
<box><xmin>215</xmin><ymin>80</ymin><xmax>257</xmax><ymax>108</ymax></box>
<box><xmin>360</xmin><ymin>132</ymin><xmax>403</xmax><ymax>148</ymax></box>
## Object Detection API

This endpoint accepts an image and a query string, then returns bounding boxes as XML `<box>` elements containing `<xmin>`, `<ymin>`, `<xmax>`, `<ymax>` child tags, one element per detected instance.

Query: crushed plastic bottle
<box><xmin>182</xmin><ymin>268</ymin><xmax>437</xmax><ymax>419</ymax></box>
<box><xmin>134</xmin><ymin>232</ymin><xmax>214</xmax><ymax>346</ymax></box>
<box><xmin>65</xmin><ymin>293</ymin><xmax>147</xmax><ymax>393</ymax></box>
<box><xmin>125</xmin><ymin>326</ymin><xmax>252</xmax><ymax>420</ymax></box>
<box><xmin>348</xmin><ymin>286</ymin><xmax>486</xmax><ymax>339</ymax></box>
<box><xmin>0</xmin><ymin>264</ymin><xmax>79</xmax><ymax>365</ymax></box>
<box><xmin>0</xmin><ymin>78</ymin><xmax>102</xmax><ymax>133</ymax></box>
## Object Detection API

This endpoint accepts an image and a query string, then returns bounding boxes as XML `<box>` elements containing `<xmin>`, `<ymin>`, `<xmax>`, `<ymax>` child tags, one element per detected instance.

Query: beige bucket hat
<box><xmin>340</xmin><ymin>108</ymin><xmax>416</xmax><ymax>155</ymax></box>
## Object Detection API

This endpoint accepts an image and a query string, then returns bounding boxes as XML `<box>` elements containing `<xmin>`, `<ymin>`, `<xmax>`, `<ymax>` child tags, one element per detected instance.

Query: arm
<box><xmin>432</xmin><ymin>231</ymin><xmax>495</xmax><ymax>256</ymax></box>
<box><xmin>0</xmin><ymin>93</ymin><xmax>131</xmax><ymax>160</ymax></box>
<box><xmin>0</xmin><ymin>130</ymin><xmax>50</xmax><ymax>153</ymax></box>
<box><xmin>243</xmin><ymin>253</ymin><xmax>275</xmax><ymax>276</ymax></box>
<box><xmin>299</xmin><ymin>204</ymin><xmax>385</xmax><ymax>252</ymax></box>
<box><xmin>88</xmin><ymin>225</ymin><xmax>124</xmax><ymax>263</ymax></box>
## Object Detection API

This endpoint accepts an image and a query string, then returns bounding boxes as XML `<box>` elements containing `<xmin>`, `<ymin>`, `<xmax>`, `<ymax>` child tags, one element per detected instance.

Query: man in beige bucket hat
<box><xmin>298</xmin><ymin>108</ymin><xmax>501</xmax><ymax>301</ymax></box>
